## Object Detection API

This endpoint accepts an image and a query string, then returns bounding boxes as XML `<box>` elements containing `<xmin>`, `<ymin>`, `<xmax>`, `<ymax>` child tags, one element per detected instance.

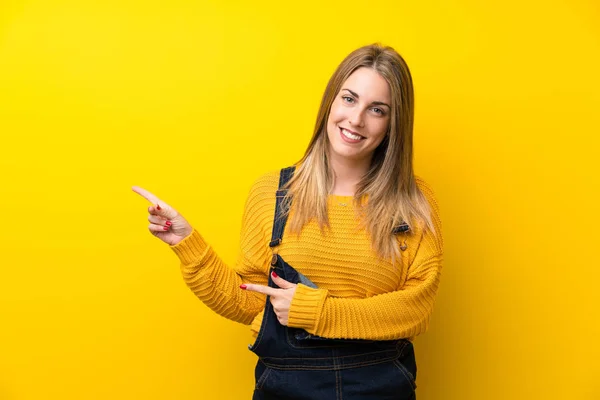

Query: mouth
<box><xmin>339</xmin><ymin>127</ymin><xmax>365</xmax><ymax>143</ymax></box>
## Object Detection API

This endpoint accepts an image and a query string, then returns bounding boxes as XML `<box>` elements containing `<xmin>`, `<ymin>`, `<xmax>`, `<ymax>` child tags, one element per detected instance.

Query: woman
<box><xmin>133</xmin><ymin>43</ymin><xmax>443</xmax><ymax>399</ymax></box>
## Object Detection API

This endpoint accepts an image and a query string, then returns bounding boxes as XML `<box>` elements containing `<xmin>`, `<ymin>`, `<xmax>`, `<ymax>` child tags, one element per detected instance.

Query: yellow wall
<box><xmin>1</xmin><ymin>0</ymin><xmax>598</xmax><ymax>398</ymax></box>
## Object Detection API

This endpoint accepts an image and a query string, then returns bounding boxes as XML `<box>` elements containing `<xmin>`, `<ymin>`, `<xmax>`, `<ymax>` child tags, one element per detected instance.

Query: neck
<box><xmin>329</xmin><ymin>154</ymin><xmax>371</xmax><ymax>196</ymax></box>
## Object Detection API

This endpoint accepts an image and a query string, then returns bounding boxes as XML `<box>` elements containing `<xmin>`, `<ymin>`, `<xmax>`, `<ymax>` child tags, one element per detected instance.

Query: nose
<box><xmin>348</xmin><ymin>108</ymin><xmax>365</xmax><ymax>128</ymax></box>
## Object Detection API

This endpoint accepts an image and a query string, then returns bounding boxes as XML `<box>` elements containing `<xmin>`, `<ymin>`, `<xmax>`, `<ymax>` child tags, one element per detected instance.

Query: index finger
<box><xmin>131</xmin><ymin>186</ymin><xmax>160</xmax><ymax>204</ymax></box>
<box><xmin>243</xmin><ymin>283</ymin><xmax>279</xmax><ymax>297</ymax></box>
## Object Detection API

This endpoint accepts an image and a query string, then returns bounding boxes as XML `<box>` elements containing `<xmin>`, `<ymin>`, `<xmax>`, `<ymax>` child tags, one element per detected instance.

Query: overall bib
<box><xmin>249</xmin><ymin>167</ymin><xmax>417</xmax><ymax>400</ymax></box>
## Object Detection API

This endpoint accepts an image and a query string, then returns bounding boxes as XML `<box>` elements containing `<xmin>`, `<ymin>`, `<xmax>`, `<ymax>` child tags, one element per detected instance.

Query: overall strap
<box><xmin>269</xmin><ymin>166</ymin><xmax>296</xmax><ymax>248</ymax></box>
<box><xmin>393</xmin><ymin>222</ymin><xmax>410</xmax><ymax>234</ymax></box>
<box><xmin>393</xmin><ymin>221</ymin><xmax>410</xmax><ymax>252</ymax></box>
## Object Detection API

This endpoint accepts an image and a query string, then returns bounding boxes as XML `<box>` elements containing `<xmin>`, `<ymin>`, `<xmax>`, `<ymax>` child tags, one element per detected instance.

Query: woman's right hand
<box><xmin>131</xmin><ymin>186</ymin><xmax>194</xmax><ymax>246</ymax></box>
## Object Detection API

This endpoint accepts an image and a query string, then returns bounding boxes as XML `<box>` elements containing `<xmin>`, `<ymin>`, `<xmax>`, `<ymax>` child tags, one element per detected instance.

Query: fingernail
<box><xmin>156</xmin><ymin>204</ymin><xmax>162</xmax><ymax>210</ymax></box>
<box><xmin>240</xmin><ymin>284</ymin><xmax>247</xmax><ymax>290</ymax></box>
<box><xmin>271</xmin><ymin>271</ymin><xmax>278</xmax><ymax>278</ymax></box>
<box><xmin>163</xmin><ymin>226</ymin><xmax>169</xmax><ymax>231</ymax></box>
<box><xmin>165</xmin><ymin>221</ymin><xmax>172</xmax><ymax>226</ymax></box>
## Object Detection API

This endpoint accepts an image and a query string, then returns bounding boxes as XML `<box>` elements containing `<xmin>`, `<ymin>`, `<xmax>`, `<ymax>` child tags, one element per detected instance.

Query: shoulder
<box><xmin>249</xmin><ymin>169</ymin><xmax>280</xmax><ymax>193</ymax></box>
<box><xmin>414</xmin><ymin>175</ymin><xmax>434</xmax><ymax>195</ymax></box>
<box><xmin>413</xmin><ymin>175</ymin><xmax>443</xmax><ymax>246</ymax></box>
<box><xmin>244</xmin><ymin>168</ymin><xmax>286</xmax><ymax>206</ymax></box>
<box><xmin>414</xmin><ymin>175</ymin><xmax>439</xmax><ymax>212</ymax></box>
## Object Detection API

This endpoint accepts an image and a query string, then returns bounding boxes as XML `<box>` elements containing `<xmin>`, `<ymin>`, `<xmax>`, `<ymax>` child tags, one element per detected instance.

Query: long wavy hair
<box><xmin>283</xmin><ymin>43</ymin><xmax>435</xmax><ymax>262</ymax></box>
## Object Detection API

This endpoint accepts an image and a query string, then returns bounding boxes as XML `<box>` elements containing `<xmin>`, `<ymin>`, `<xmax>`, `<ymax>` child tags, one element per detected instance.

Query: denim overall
<box><xmin>248</xmin><ymin>167</ymin><xmax>418</xmax><ymax>400</ymax></box>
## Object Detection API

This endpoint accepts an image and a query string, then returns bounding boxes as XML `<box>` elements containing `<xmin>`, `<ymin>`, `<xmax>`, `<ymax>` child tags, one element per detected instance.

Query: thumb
<box><xmin>271</xmin><ymin>271</ymin><xmax>296</xmax><ymax>289</ymax></box>
<box><xmin>152</xmin><ymin>202</ymin><xmax>179</xmax><ymax>221</ymax></box>
<box><xmin>151</xmin><ymin>203</ymin><xmax>193</xmax><ymax>238</ymax></box>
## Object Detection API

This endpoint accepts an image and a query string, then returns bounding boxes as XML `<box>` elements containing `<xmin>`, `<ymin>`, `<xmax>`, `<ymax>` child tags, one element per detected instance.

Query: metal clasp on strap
<box><xmin>392</xmin><ymin>223</ymin><xmax>410</xmax><ymax>234</ymax></box>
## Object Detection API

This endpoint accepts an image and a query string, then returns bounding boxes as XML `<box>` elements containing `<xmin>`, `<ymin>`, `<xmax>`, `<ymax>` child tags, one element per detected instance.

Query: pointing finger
<box><xmin>133</xmin><ymin>186</ymin><xmax>178</xmax><ymax>219</ymax></box>
<box><xmin>132</xmin><ymin>186</ymin><xmax>160</xmax><ymax>205</ymax></box>
<box><xmin>242</xmin><ymin>283</ymin><xmax>279</xmax><ymax>297</ymax></box>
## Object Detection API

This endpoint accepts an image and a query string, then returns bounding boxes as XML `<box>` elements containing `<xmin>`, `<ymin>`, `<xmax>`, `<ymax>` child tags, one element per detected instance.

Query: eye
<box><xmin>372</xmin><ymin>107</ymin><xmax>385</xmax><ymax>115</ymax></box>
<box><xmin>342</xmin><ymin>95</ymin><xmax>355</xmax><ymax>103</ymax></box>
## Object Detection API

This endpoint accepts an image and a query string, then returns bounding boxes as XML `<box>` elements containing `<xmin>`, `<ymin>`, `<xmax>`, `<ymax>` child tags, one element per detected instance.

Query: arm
<box><xmin>169</xmin><ymin>175</ymin><xmax>276</xmax><ymax>325</ymax></box>
<box><xmin>287</xmin><ymin>182</ymin><xmax>444</xmax><ymax>340</ymax></box>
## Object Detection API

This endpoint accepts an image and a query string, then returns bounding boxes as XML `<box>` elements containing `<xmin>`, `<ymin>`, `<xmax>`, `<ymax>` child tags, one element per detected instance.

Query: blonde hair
<box><xmin>283</xmin><ymin>43</ymin><xmax>436</xmax><ymax>262</ymax></box>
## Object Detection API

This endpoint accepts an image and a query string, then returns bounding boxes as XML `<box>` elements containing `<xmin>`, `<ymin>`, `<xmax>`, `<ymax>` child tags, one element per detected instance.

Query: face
<box><xmin>326</xmin><ymin>67</ymin><xmax>391</xmax><ymax>166</ymax></box>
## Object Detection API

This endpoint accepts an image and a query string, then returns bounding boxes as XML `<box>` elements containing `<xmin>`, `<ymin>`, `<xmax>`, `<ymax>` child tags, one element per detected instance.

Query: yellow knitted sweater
<box><xmin>170</xmin><ymin>169</ymin><xmax>443</xmax><ymax>341</ymax></box>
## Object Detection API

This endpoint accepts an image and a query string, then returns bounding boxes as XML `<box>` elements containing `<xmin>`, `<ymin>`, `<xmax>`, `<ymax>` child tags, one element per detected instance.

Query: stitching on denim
<box><xmin>255</xmin><ymin>365</ymin><xmax>273</xmax><ymax>391</ymax></box>
<box><xmin>393</xmin><ymin>359</ymin><xmax>416</xmax><ymax>391</ymax></box>
<box><xmin>336</xmin><ymin>368</ymin><xmax>342</xmax><ymax>400</ymax></box>
<box><xmin>398</xmin><ymin>339</ymin><xmax>409</xmax><ymax>357</ymax></box>
<box><xmin>263</xmin><ymin>347</ymin><xmax>397</xmax><ymax>361</ymax></box>
<box><xmin>333</xmin><ymin>348</ymin><xmax>342</xmax><ymax>400</ymax></box>
<box><xmin>262</xmin><ymin>353</ymin><xmax>399</xmax><ymax>371</ymax></box>
<box><xmin>249</xmin><ymin>301</ymin><xmax>270</xmax><ymax>352</ymax></box>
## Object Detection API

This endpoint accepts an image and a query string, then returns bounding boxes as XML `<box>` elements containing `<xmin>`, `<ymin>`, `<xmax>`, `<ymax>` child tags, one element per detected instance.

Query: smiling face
<box><xmin>326</xmin><ymin>67</ymin><xmax>392</xmax><ymax>166</ymax></box>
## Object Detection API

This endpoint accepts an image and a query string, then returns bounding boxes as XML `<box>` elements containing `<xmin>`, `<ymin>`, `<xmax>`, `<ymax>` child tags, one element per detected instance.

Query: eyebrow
<box><xmin>342</xmin><ymin>88</ymin><xmax>391</xmax><ymax>109</ymax></box>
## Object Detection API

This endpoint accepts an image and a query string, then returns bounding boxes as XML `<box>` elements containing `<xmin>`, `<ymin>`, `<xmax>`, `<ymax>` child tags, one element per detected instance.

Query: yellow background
<box><xmin>1</xmin><ymin>0</ymin><xmax>599</xmax><ymax>398</ymax></box>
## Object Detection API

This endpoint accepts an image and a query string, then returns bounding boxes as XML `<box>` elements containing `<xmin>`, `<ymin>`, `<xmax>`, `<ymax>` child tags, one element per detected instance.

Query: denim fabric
<box><xmin>248</xmin><ymin>166</ymin><xmax>417</xmax><ymax>399</ymax></box>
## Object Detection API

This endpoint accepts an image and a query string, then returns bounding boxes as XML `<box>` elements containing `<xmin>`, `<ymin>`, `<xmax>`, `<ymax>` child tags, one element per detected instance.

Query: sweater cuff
<box><xmin>288</xmin><ymin>283</ymin><xmax>328</xmax><ymax>331</ymax></box>
<box><xmin>169</xmin><ymin>229</ymin><xmax>211</xmax><ymax>265</ymax></box>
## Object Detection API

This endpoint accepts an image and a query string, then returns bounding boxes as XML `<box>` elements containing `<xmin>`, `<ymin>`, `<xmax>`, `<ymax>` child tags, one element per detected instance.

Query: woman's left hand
<box><xmin>241</xmin><ymin>272</ymin><xmax>297</xmax><ymax>326</ymax></box>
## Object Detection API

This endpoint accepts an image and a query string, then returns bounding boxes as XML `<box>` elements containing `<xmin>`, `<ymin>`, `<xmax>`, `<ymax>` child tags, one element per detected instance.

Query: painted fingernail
<box><xmin>165</xmin><ymin>221</ymin><xmax>172</xmax><ymax>226</ymax></box>
<box><xmin>271</xmin><ymin>271</ymin><xmax>278</xmax><ymax>278</ymax></box>
<box><xmin>156</xmin><ymin>204</ymin><xmax>162</xmax><ymax>210</ymax></box>
<box><xmin>240</xmin><ymin>284</ymin><xmax>247</xmax><ymax>290</ymax></box>
<box><xmin>163</xmin><ymin>226</ymin><xmax>169</xmax><ymax>231</ymax></box>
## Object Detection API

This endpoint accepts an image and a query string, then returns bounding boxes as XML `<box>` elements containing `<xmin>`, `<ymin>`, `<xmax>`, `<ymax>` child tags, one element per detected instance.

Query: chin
<box><xmin>330</xmin><ymin>146</ymin><xmax>364</xmax><ymax>162</ymax></box>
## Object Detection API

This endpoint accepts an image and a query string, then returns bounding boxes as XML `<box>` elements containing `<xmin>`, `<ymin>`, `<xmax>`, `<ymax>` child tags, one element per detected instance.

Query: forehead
<box><xmin>341</xmin><ymin>67</ymin><xmax>391</xmax><ymax>102</ymax></box>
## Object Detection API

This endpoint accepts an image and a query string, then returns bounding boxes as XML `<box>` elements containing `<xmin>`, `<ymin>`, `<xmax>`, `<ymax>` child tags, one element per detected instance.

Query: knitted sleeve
<box><xmin>168</xmin><ymin>172</ymin><xmax>277</xmax><ymax>325</ymax></box>
<box><xmin>286</xmin><ymin>180</ymin><xmax>444</xmax><ymax>340</ymax></box>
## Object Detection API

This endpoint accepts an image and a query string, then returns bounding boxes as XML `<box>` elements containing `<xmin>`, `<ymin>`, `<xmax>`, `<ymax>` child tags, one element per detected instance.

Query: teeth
<box><xmin>341</xmin><ymin>128</ymin><xmax>362</xmax><ymax>140</ymax></box>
